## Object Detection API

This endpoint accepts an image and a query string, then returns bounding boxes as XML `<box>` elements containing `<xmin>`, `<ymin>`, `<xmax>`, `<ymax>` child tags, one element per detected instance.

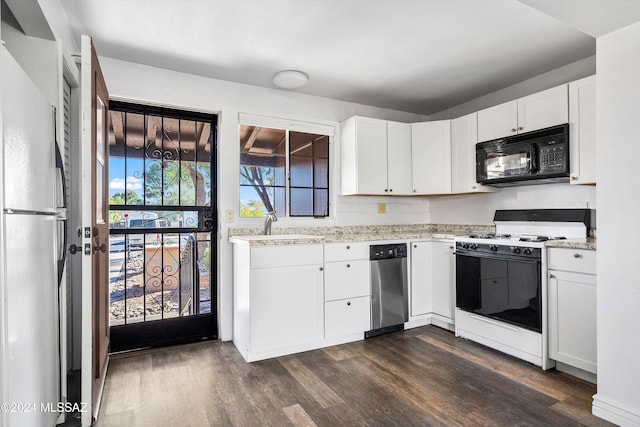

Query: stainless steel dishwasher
<box><xmin>366</xmin><ymin>243</ymin><xmax>408</xmax><ymax>338</ymax></box>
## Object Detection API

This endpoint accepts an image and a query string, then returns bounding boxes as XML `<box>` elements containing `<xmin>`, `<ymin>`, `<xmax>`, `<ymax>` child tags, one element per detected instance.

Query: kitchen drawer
<box><xmin>324</xmin><ymin>259</ymin><xmax>370</xmax><ymax>301</ymax></box>
<box><xmin>325</xmin><ymin>296</ymin><xmax>370</xmax><ymax>338</ymax></box>
<box><xmin>251</xmin><ymin>244</ymin><xmax>323</xmax><ymax>269</ymax></box>
<box><xmin>324</xmin><ymin>242</ymin><xmax>370</xmax><ymax>262</ymax></box>
<box><xmin>456</xmin><ymin>309</ymin><xmax>542</xmax><ymax>360</ymax></box>
<box><xmin>547</xmin><ymin>248</ymin><xmax>596</xmax><ymax>275</ymax></box>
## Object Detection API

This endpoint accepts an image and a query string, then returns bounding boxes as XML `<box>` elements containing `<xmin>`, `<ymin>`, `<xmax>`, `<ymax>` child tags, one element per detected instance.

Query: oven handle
<box><xmin>455</xmin><ymin>250</ymin><xmax>540</xmax><ymax>264</ymax></box>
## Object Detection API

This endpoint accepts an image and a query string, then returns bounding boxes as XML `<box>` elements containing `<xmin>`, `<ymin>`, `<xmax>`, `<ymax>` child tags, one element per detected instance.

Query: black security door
<box><xmin>107</xmin><ymin>101</ymin><xmax>217</xmax><ymax>351</ymax></box>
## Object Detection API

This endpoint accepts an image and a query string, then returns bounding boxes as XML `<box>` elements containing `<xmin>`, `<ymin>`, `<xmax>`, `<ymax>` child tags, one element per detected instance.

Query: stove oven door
<box><xmin>455</xmin><ymin>250</ymin><xmax>542</xmax><ymax>332</ymax></box>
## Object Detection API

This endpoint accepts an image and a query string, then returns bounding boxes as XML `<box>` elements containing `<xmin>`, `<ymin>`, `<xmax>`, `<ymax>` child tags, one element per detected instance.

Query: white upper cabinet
<box><xmin>386</xmin><ymin>121</ymin><xmax>413</xmax><ymax>195</ymax></box>
<box><xmin>569</xmin><ymin>76</ymin><xmax>596</xmax><ymax>185</ymax></box>
<box><xmin>477</xmin><ymin>84</ymin><xmax>569</xmax><ymax>142</ymax></box>
<box><xmin>341</xmin><ymin>116</ymin><xmax>387</xmax><ymax>195</ymax></box>
<box><xmin>340</xmin><ymin>116</ymin><xmax>411</xmax><ymax>195</ymax></box>
<box><xmin>451</xmin><ymin>112</ymin><xmax>492</xmax><ymax>194</ymax></box>
<box><xmin>411</xmin><ymin>120</ymin><xmax>451</xmax><ymax>195</ymax></box>
<box><xmin>477</xmin><ymin>100</ymin><xmax>518</xmax><ymax>142</ymax></box>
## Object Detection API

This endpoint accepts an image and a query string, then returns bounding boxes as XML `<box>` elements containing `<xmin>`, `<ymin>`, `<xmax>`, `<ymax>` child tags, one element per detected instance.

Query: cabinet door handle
<box><xmin>549</xmin><ymin>274</ymin><xmax>556</xmax><ymax>279</ymax></box>
<box><xmin>319</xmin><ymin>267</ymin><xmax>323</xmax><ymax>271</ymax></box>
<box><xmin>347</xmin><ymin>301</ymin><xmax>351</xmax><ymax>306</ymax></box>
<box><xmin>511</xmin><ymin>128</ymin><xmax>517</xmax><ymax>132</ymax></box>
<box><xmin>389</xmin><ymin>188</ymin><xmax>393</xmax><ymax>192</ymax></box>
<box><xmin>574</xmin><ymin>253</ymin><xmax>583</xmax><ymax>258</ymax></box>
<box><xmin>346</xmin><ymin>245</ymin><xmax>350</xmax><ymax>250</ymax></box>
<box><xmin>384</xmin><ymin>189</ymin><xmax>388</xmax><ymax>192</ymax></box>
<box><xmin>346</xmin><ymin>264</ymin><xmax>351</xmax><ymax>268</ymax></box>
<box><xmin>518</xmin><ymin>126</ymin><xmax>524</xmax><ymax>131</ymax></box>
<box><xmin>449</xmin><ymin>246</ymin><xmax>454</xmax><ymax>250</ymax></box>
<box><xmin>413</xmin><ymin>244</ymin><xmax>417</xmax><ymax>248</ymax></box>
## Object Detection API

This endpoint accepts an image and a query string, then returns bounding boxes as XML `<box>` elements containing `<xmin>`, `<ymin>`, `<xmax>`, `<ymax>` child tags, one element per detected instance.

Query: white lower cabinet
<box><xmin>325</xmin><ymin>297</ymin><xmax>370</xmax><ymax>338</ymax></box>
<box><xmin>324</xmin><ymin>243</ymin><xmax>371</xmax><ymax>340</ymax></box>
<box><xmin>410</xmin><ymin>241</ymin><xmax>432</xmax><ymax>316</ymax></box>
<box><xmin>547</xmin><ymin>248</ymin><xmax>597</xmax><ymax>375</ymax></box>
<box><xmin>410</xmin><ymin>240</ymin><xmax>455</xmax><ymax>325</ymax></box>
<box><xmin>251</xmin><ymin>264</ymin><xmax>325</xmax><ymax>352</ymax></box>
<box><xmin>431</xmin><ymin>241</ymin><xmax>456</xmax><ymax>322</ymax></box>
<box><xmin>233</xmin><ymin>244</ymin><xmax>325</xmax><ymax>362</ymax></box>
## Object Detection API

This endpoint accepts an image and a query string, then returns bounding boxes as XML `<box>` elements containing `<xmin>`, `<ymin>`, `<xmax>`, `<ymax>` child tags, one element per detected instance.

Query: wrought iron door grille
<box><xmin>107</xmin><ymin>101</ymin><xmax>216</xmax><ymax>328</ymax></box>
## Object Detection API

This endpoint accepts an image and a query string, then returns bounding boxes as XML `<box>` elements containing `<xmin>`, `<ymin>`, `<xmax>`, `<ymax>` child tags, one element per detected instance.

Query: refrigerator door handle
<box><xmin>57</xmin><ymin>218</ymin><xmax>67</xmax><ymax>287</ymax></box>
<box><xmin>54</xmin><ymin>113</ymin><xmax>68</xmax><ymax>210</ymax></box>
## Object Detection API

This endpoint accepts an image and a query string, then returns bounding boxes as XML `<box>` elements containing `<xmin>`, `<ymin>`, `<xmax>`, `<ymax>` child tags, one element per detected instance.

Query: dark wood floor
<box><xmin>97</xmin><ymin>325</ymin><xmax>612</xmax><ymax>427</ymax></box>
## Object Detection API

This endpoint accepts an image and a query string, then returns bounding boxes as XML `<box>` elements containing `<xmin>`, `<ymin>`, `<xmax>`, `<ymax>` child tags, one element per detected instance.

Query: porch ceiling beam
<box><xmin>242</xmin><ymin>126</ymin><xmax>261</xmax><ymax>151</ymax></box>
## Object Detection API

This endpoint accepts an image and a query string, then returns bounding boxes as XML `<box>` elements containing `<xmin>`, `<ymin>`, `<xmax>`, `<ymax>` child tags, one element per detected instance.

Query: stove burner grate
<box><xmin>467</xmin><ymin>233</ymin><xmax>512</xmax><ymax>239</ymax></box>
<box><xmin>518</xmin><ymin>235</ymin><xmax>567</xmax><ymax>242</ymax></box>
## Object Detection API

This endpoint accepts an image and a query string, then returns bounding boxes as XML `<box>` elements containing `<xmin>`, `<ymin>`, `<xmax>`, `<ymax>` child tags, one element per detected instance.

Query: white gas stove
<box><xmin>454</xmin><ymin>209</ymin><xmax>593</xmax><ymax>369</ymax></box>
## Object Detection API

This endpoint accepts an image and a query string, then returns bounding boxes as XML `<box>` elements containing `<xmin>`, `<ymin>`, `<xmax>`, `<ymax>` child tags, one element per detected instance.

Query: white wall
<box><xmin>429</xmin><ymin>184</ymin><xmax>596</xmax><ymax>225</ymax></box>
<box><xmin>99</xmin><ymin>57</ymin><xmax>431</xmax><ymax>340</ymax></box>
<box><xmin>1</xmin><ymin>3</ymin><xmax>58</xmax><ymax>105</ymax></box>
<box><xmin>429</xmin><ymin>56</ymin><xmax>596</xmax><ymax>120</ymax></box>
<box><xmin>592</xmin><ymin>21</ymin><xmax>640</xmax><ymax>426</ymax></box>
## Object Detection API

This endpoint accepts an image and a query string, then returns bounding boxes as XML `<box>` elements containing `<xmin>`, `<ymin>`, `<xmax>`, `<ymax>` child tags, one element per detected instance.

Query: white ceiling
<box><xmin>58</xmin><ymin>0</ymin><xmax>638</xmax><ymax>115</ymax></box>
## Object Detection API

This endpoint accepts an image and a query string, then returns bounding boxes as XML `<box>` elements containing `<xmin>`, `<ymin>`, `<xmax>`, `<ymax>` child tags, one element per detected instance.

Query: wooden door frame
<box><xmin>80</xmin><ymin>35</ymin><xmax>110</xmax><ymax>426</ymax></box>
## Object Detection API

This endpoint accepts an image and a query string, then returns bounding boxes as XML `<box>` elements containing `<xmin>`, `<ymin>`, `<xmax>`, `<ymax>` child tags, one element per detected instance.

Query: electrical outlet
<box><xmin>225</xmin><ymin>210</ymin><xmax>234</xmax><ymax>223</ymax></box>
<box><xmin>377</xmin><ymin>203</ymin><xmax>386</xmax><ymax>214</ymax></box>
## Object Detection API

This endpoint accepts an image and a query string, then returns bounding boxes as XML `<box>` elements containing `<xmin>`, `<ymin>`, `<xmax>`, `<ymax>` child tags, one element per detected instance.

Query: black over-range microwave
<box><xmin>476</xmin><ymin>124</ymin><xmax>570</xmax><ymax>187</ymax></box>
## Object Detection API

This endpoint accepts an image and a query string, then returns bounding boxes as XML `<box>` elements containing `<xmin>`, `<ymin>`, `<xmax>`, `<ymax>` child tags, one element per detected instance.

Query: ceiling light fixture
<box><xmin>273</xmin><ymin>70</ymin><xmax>309</xmax><ymax>90</ymax></box>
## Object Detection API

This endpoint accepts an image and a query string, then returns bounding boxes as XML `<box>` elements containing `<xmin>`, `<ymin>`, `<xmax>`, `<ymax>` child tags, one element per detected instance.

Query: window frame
<box><xmin>238</xmin><ymin>113</ymin><xmax>335</xmax><ymax>221</ymax></box>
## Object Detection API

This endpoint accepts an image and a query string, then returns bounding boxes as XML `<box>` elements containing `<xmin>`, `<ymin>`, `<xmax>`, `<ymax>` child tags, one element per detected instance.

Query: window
<box><xmin>239</xmin><ymin>117</ymin><xmax>331</xmax><ymax>218</ymax></box>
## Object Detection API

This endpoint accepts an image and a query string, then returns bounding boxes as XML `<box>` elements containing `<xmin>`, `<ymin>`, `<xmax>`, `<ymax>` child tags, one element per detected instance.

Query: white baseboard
<box><xmin>593</xmin><ymin>393</ymin><xmax>640</xmax><ymax>426</ymax></box>
<box><xmin>405</xmin><ymin>314</ymin><xmax>454</xmax><ymax>332</ymax></box>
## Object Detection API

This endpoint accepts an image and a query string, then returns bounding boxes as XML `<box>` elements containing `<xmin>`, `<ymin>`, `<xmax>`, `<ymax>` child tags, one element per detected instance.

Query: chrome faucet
<box><xmin>264</xmin><ymin>211</ymin><xmax>277</xmax><ymax>235</ymax></box>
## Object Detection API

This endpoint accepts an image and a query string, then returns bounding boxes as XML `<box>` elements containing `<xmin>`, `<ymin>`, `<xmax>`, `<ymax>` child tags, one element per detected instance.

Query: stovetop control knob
<box><xmin>462</xmin><ymin>243</ymin><xmax>470</xmax><ymax>249</ymax></box>
<box><xmin>523</xmin><ymin>248</ymin><xmax>532</xmax><ymax>255</ymax></box>
<box><xmin>489</xmin><ymin>245</ymin><xmax>498</xmax><ymax>252</ymax></box>
<box><xmin>511</xmin><ymin>247</ymin><xmax>521</xmax><ymax>254</ymax></box>
<box><xmin>470</xmin><ymin>243</ymin><xmax>479</xmax><ymax>250</ymax></box>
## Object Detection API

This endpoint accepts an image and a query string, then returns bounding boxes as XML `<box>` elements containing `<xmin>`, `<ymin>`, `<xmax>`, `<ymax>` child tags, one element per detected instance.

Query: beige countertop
<box><xmin>545</xmin><ymin>237</ymin><xmax>597</xmax><ymax>250</ymax></box>
<box><xmin>229</xmin><ymin>224</ymin><xmax>597</xmax><ymax>250</ymax></box>
<box><xmin>228</xmin><ymin>224</ymin><xmax>492</xmax><ymax>246</ymax></box>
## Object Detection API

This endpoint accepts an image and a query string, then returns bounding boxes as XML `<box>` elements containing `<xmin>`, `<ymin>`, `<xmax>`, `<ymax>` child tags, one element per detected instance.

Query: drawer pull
<box><xmin>347</xmin><ymin>301</ymin><xmax>351</xmax><ymax>306</ymax></box>
<box><xmin>346</xmin><ymin>264</ymin><xmax>351</xmax><ymax>268</ymax></box>
<box><xmin>414</xmin><ymin>244</ymin><xmax>417</xmax><ymax>248</ymax></box>
<box><xmin>573</xmin><ymin>253</ymin><xmax>583</xmax><ymax>259</ymax></box>
<box><xmin>346</xmin><ymin>245</ymin><xmax>350</xmax><ymax>250</ymax></box>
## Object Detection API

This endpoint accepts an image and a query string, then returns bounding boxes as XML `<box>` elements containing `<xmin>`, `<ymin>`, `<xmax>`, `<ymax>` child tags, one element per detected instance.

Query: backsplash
<box><xmin>429</xmin><ymin>183</ymin><xmax>596</xmax><ymax>225</ymax></box>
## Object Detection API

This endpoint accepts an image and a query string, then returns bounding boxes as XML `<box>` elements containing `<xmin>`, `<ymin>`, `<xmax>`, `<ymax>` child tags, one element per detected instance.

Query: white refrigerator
<box><xmin>1</xmin><ymin>46</ymin><xmax>63</xmax><ymax>426</ymax></box>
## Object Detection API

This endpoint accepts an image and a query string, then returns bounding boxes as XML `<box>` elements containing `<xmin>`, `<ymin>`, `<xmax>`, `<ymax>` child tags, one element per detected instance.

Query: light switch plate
<box><xmin>377</xmin><ymin>203</ymin><xmax>386</xmax><ymax>214</ymax></box>
<box><xmin>225</xmin><ymin>210</ymin><xmax>234</xmax><ymax>223</ymax></box>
